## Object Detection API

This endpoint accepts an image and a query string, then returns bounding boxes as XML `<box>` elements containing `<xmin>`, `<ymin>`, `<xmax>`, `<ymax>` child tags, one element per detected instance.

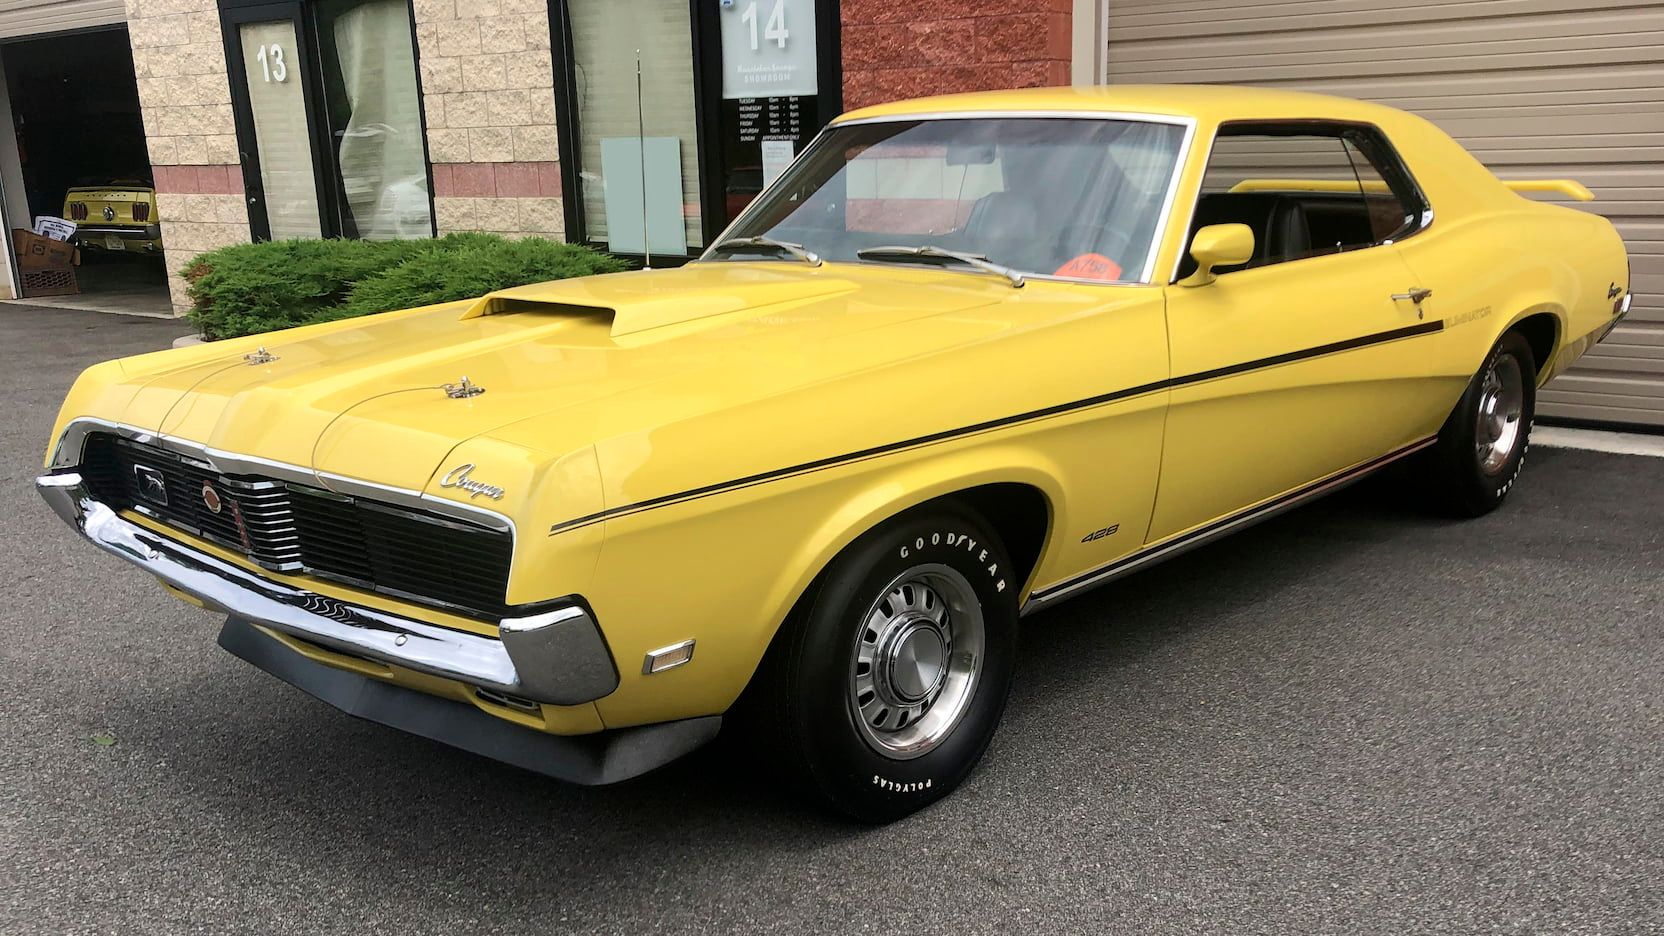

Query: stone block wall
<box><xmin>117</xmin><ymin>0</ymin><xmax>1072</xmax><ymax>314</ymax></box>
<box><xmin>412</xmin><ymin>0</ymin><xmax>565</xmax><ymax>239</ymax></box>
<box><xmin>841</xmin><ymin>0</ymin><xmax>1073</xmax><ymax>111</ymax></box>
<box><xmin>125</xmin><ymin>0</ymin><xmax>252</xmax><ymax>313</ymax></box>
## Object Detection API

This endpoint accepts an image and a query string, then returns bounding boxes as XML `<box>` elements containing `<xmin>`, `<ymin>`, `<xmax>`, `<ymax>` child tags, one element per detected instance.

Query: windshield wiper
<box><xmin>856</xmin><ymin>245</ymin><xmax>1025</xmax><ymax>288</ymax></box>
<box><xmin>712</xmin><ymin>235</ymin><xmax>822</xmax><ymax>266</ymax></box>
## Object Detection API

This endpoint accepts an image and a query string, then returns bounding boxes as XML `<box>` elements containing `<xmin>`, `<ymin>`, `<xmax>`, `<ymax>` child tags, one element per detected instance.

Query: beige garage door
<box><xmin>0</xmin><ymin>0</ymin><xmax>124</xmax><ymax>40</ymax></box>
<box><xmin>1106</xmin><ymin>0</ymin><xmax>1664</xmax><ymax>427</ymax></box>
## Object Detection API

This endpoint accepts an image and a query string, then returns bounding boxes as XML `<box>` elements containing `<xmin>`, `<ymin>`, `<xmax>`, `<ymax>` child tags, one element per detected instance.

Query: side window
<box><xmin>1183</xmin><ymin>123</ymin><xmax>1424</xmax><ymax>277</ymax></box>
<box><xmin>1342</xmin><ymin>136</ymin><xmax>1416</xmax><ymax>242</ymax></box>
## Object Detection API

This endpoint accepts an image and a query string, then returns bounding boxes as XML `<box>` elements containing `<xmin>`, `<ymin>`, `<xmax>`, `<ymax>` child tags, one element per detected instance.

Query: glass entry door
<box><xmin>221</xmin><ymin>0</ymin><xmax>433</xmax><ymax>241</ymax></box>
<box><xmin>313</xmin><ymin>0</ymin><xmax>432</xmax><ymax>239</ymax></box>
<box><xmin>225</xmin><ymin>5</ymin><xmax>329</xmax><ymax>239</ymax></box>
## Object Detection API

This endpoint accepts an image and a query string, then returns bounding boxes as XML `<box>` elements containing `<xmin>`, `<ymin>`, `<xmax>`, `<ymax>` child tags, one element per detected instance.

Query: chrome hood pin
<box><xmin>443</xmin><ymin>376</ymin><xmax>485</xmax><ymax>399</ymax></box>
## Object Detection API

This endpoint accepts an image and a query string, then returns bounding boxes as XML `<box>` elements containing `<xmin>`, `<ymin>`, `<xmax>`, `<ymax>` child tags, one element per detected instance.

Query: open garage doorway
<box><xmin>2</xmin><ymin>26</ymin><xmax>171</xmax><ymax>315</ymax></box>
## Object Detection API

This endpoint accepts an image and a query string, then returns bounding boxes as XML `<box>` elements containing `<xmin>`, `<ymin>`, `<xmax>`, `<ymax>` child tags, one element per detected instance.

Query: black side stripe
<box><xmin>548</xmin><ymin>319</ymin><xmax>1444</xmax><ymax>536</ymax></box>
<box><xmin>1026</xmin><ymin>436</ymin><xmax>1436</xmax><ymax>604</ymax></box>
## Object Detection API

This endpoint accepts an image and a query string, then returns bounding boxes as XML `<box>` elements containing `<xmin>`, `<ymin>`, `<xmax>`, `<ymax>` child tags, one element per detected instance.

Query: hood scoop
<box><xmin>461</xmin><ymin>294</ymin><xmax>615</xmax><ymax>323</ymax></box>
<box><xmin>459</xmin><ymin>287</ymin><xmax>749</xmax><ymax>339</ymax></box>
<box><xmin>458</xmin><ymin>268</ymin><xmax>859</xmax><ymax>339</ymax></box>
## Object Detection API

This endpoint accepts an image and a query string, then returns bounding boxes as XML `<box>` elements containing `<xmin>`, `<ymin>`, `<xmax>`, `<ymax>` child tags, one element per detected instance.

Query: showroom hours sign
<box><xmin>717</xmin><ymin>0</ymin><xmax>820</xmax><ymax>221</ymax></box>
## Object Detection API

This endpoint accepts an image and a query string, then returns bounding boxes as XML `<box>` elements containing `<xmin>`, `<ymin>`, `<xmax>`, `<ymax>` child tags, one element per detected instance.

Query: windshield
<box><xmin>706</xmin><ymin>117</ymin><xmax>1186</xmax><ymax>283</ymax></box>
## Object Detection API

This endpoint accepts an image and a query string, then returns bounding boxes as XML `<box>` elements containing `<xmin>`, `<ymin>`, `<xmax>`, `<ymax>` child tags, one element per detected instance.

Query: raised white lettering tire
<box><xmin>741</xmin><ymin>507</ymin><xmax>1020</xmax><ymax>823</ymax></box>
<box><xmin>1427</xmin><ymin>330</ymin><xmax>1537</xmax><ymax>517</ymax></box>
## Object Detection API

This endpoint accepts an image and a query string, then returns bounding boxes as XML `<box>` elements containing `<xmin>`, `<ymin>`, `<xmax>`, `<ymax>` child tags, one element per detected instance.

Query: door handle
<box><xmin>1391</xmin><ymin>287</ymin><xmax>1433</xmax><ymax>303</ymax></box>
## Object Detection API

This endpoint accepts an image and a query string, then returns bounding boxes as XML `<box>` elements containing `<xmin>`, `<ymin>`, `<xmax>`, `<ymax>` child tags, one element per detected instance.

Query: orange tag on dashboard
<box><xmin>1053</xmin><ymin>253</ymin><xmax>1123</xmax><ymax>281</ymax></box>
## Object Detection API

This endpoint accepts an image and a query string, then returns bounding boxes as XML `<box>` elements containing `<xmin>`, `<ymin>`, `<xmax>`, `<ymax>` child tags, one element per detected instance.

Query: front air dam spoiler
<box><xmin>219</xmin><ymin>617</ymin><xmax>722</xmax><ymax>786</ymax></box>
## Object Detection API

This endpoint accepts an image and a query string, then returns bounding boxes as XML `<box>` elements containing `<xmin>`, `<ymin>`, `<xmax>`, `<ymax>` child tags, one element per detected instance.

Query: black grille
<box><xmin>79</xmin><ymin>434</ymin><xmax>514</xmax><ymax>618</ymax></box>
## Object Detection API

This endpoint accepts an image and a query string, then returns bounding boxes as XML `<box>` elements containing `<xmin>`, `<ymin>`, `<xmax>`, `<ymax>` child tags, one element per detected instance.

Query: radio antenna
<box><xmin>636</xmin><ymin>48</ymin><xmax>651</xmax><ymax>270</ymax></box>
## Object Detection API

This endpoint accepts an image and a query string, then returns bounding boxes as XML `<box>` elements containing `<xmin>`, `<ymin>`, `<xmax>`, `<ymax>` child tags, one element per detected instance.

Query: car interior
<box><xmin>1168</xmin><ymin>120</ymin><xmax>1430</xmax><ymax>281</ymax></box>
<box><xmin>1173</xmin><ymin>189</ymin><xmax>1410</xmax><ymax>278</ymax></box>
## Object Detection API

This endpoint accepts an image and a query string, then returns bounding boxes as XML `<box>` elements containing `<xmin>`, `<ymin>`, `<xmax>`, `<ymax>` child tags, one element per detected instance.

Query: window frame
<box><xmin>218</xmin><ymin>0</ymin><xmax>437</xmax><ymax>242</ymax></box>
<box><xmin>1168</xmin><ymin>118</ymin><xmax>1433</xmax><ymax>284</ymax></box>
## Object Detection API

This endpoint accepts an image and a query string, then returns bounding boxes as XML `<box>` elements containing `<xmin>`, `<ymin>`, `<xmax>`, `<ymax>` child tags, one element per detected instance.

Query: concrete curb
<box><xmin>172</xmin><ymin>334</ymin><xmax>206</xmax><ymax>348</ymax></box>
<box><xmin>1535</xmin><ymin>426</ymin><xmax>1664</xmax><ymax>457</ymax></box>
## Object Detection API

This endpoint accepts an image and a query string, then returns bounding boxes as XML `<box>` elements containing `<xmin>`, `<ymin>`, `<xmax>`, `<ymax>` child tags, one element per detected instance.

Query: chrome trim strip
<box><xmin>72</xmin><ymin>224</ymin><xmax>162</xmax><ymax>238</ymax></box>
<box><xmin>1021</xmin><ymin>437</ymin><xmax>1437</xmax><ymax>614</ymax></box>
<box><xmin>1140</xmin><ymin>117</ymin><xmax>1198</xmax><ymax>285</ymax></box>
<box><xmin>832</xmin><ymin>108</ymin><xmax>1195</xmax><ymax>127</ymax></box>
<box><xmin>36</xmin><ymin>473</ymin><xmax>616</xmax><ymax>706</ymax></box>
<box><xmin>1167</xmin><ymin>123</ymin><xmax>1216</xmax><ymax>286</ymax></box>
<box><xmin>700</xmin><ymin>123</ymin><xmax>834</xmax><ymax>253</ymax></box>
<box><xmin>49</xmin><ymin>417</ymin><xmax>514</xmax><ymax>536</ymax></box>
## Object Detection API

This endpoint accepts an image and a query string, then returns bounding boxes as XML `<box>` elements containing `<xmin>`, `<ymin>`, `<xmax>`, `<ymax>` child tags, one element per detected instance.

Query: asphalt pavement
<box><xmin>2</xmin><ymin>303</ymin><xmax>1659</xmax><ymax>935</ymax></box>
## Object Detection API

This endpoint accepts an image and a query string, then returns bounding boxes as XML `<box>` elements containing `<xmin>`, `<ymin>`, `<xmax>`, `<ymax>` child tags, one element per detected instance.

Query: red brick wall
<box><xmin>841</xmin><ymin>0</ymin><xmax>1073</xmax><ymax>111</ymax></box>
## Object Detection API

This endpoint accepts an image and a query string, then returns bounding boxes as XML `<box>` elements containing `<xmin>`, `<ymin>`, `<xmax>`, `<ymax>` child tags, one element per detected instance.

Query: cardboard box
<box><xmin>12</xmin><ymin>228</ymin><xmax>81</xmax><ymax>297</ymax></box>
<box><xmin>13</xmin><ymin>228</ymin><xmax>79</xmax><ymax>270</ymax></box>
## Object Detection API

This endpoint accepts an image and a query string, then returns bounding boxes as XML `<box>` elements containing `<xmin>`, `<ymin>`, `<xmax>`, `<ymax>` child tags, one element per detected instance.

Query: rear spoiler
<box><xmin>1229</xmin><ymin>179</ymin><xmax>1390</xmax><ymax>195</ymax></box>
<box><xmin>1228</xmin><ymin>178</ymin><xmax>1595</xmax><ymax>202</ymax></box>
<box><xmin>1501</xmin><ymin>179</ymin><xmax>1595</xmax><ymax>202</ymax></box>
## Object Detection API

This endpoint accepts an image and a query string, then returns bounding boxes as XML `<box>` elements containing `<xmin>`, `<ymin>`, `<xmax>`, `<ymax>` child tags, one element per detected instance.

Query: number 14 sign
<box><xmin>720</xmin><ymin>0</ymin><xmax>818</xmax><ymax>99</ymax></box>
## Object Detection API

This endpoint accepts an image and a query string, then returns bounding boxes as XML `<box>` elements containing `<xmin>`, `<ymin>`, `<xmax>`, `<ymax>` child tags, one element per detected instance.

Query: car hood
<box><xmin>100</xmin><ymin>262</ymin><xmax>1070</xmax><ymax>494</ymax></box>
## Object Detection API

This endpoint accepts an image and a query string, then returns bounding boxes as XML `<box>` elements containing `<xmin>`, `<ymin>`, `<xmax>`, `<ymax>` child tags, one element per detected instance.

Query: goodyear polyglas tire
<box><xmin>1428</xmin><ymin>330</ymin><xmax>1537</xmax><ymax>517</ymax></box>
<box><xmin>744</xmin><ymin>506</ymin><xmax>1020</xmax><ymax>823</ymax></box>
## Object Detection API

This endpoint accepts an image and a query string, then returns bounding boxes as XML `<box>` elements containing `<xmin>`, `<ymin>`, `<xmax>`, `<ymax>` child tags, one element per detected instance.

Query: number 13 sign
<box><xmin>720</xmin><ymin>0</ymin><xmax>818</xmax><ymax>99</ymax></box>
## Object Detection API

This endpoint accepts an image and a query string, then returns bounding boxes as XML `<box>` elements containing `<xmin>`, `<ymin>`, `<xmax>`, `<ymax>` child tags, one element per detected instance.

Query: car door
<box><xmin>1146</xmin><ymin>122</ymin><xmax>1445</xmax><ymax>543</ymax></box>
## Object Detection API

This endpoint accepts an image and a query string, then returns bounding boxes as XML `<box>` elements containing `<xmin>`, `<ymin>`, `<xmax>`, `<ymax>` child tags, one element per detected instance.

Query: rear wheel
<box><xmin>1425</xmin><ymin>330</ymin><xmax>1537</xmax><ymax>516</ymax></box>
<box><xmin>744</xmin><ymin>508</ymin><xmax>1020</xmax><ymax>823</ymax></box>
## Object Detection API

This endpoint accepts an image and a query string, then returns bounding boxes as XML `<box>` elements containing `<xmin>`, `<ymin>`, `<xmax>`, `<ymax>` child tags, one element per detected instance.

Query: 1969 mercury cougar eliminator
<box><xmin>39</xmin><ymin>87</ymin><xmax>1631</xmax><ymax>822</ymax></box>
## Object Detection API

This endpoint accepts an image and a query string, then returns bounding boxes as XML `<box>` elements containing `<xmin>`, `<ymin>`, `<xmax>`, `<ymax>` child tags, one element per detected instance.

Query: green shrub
<box><xmin>183</xmin><ymin>238</ymin><xmax>423</xmax><ymax>340</ymax></box>
<box><xmin>324</xmin><ymin>233</ymin><xmax>629</xmax><ymax>323</ymax></box>
<box><xmin>182</xmin><ymin>234</ymin><xmax>629</xmax><ymax>340</ymax></box>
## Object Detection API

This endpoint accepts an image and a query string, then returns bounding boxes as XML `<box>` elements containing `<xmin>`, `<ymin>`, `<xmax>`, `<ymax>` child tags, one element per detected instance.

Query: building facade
<box><xmin>0</xmin><ymin>0</ymin><xmax>1657</xmax><ymax>426</ymax></box>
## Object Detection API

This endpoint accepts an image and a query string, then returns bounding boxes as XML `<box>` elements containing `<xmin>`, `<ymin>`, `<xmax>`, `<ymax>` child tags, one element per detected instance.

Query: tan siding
<box><xmin>1108</xmin><ymin>0</ymin><xmax>1664</xmax><ymax>426</ymax></box>
<box><xmin>0</xmin><ymin>0</ymin><xmax>125</xmax><ymax>39</ymax></box>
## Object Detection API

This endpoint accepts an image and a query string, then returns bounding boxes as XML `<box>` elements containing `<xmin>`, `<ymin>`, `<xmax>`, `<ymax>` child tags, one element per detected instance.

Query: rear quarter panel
<box><xmin>1394</xmin><ymin>201</ymin><xmax>1626</xmax><ymax>413</ymax></box>
<box><xmin>1377</xmin><ymin>109</ymin><xmax>1627</xmax><ymax>413</ymax></box>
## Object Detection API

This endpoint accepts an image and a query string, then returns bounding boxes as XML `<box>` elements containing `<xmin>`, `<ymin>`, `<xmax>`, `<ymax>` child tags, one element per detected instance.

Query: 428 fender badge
<box><xmin>1080</xmin><ymin>524</ymin><xmax>1120</xmax><ymax>543</ymax></box>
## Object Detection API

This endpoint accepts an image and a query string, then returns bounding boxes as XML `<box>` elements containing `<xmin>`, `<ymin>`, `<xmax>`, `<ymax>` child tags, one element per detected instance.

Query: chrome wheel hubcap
<box><xmin>1475</xmin><ymin>352</ymin><xmax>1525</xmax><ymax>475</ymax></box>
<box><xmin>850</xmin><ymin>564</ymin><xmax>985</xmax><ymax>759</ymax></box>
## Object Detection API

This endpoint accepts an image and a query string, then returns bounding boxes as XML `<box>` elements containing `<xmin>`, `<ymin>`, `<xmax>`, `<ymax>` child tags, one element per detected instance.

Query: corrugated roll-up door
<box><xmin>0</xmin><ymin>0</ymin><xmax>125</xmax><ymax>40</ymax></box>
<box><xmin>1106</xmin><ymin>0</ymin><xmax>1664</xmax><ymax>428</ymax></box>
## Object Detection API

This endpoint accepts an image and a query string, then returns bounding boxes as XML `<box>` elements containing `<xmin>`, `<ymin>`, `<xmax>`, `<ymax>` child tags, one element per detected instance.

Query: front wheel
<box><xmin>1425</xmin><ymin>330</ymin><xmax>1537</xmax><ymax>517</ymax></box>
<box><xmin>744</xmin><ymin>508</ymin><xmax>1020</xmax><ymax>823</ymax></box>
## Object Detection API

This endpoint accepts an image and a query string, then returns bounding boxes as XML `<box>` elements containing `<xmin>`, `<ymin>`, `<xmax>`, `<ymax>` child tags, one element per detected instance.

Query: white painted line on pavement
<box><xmin>1535</xmin><ymin>426</ymin><xmax>1664</xmax><ymax>458</ymax></box>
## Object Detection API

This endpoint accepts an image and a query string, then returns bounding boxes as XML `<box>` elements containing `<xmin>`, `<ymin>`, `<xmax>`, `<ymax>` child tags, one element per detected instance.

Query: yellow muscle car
<box><xmin>37</xmin><ymin>87</ymin><xmax>1631</xmax><ymax>822</ymax></box>
<box><xmin>63</xmin><ymin>180</ymin><xmax>163</xmax><ymax>254</ymax></box>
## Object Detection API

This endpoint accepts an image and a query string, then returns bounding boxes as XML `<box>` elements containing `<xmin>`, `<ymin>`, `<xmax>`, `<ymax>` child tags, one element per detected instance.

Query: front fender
<box><xmin>772</xmin><ymin>444</ymin><xmax>1065</xmax><ymax>631</ymax></box>
<box><xmin>581</xmin><ymin>441</ymin><xmax>1067</xmax><ymax>730</ymax></box>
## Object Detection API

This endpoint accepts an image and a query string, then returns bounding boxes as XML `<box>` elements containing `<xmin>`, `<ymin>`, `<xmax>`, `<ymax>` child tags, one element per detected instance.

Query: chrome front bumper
<box><xmin>36</xmin><ymin>472</ymin><xmax>618</xmax><ymax>706</ymax></box>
